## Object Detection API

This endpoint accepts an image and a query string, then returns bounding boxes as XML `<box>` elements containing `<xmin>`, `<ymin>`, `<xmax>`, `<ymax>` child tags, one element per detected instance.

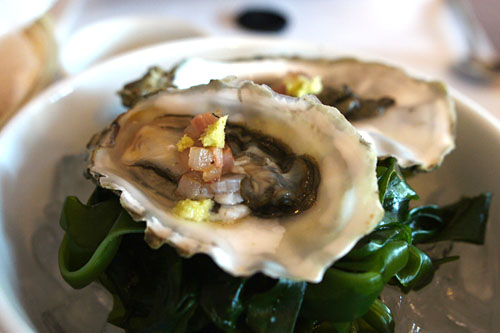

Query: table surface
<box><xmin>45</xmin><ymin>0</ymin><xmax>500</xmax><ymax>122</ymax></box>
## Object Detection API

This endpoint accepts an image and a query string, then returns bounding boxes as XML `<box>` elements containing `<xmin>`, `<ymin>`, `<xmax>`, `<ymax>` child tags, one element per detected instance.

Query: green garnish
<box><xmin>58</xmin><ymin>158</ymin><xmax>491</xmax><ymax>332</ymax></box>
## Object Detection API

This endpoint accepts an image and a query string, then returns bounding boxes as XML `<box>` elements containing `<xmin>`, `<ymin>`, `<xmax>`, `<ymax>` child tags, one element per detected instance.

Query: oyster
<box><xmin>89</xmin><ymin>78</ymin><xmax>384</xmax><ymax>282</ymax></box>
<box><xmin>156</xmin><ymin>57</ymin><xmax>456</xmax><ymax>171</ymax></box>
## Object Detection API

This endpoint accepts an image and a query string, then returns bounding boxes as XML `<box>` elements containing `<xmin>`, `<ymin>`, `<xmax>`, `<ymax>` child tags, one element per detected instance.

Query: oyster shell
<box><xmin>89</xmin><ymin>78</ymin><xmax>384</xmax><ymax>282</ymax></box>
<box><xmin>165</xmin><ymin>57</ymin><xmax>456</xmax><ymax>171</ymax></box>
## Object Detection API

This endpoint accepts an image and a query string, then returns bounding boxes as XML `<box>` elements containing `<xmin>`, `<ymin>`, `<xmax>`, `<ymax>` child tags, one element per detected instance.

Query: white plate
<box><xmin>0</xmin><ymin>37</ymin><xmax>499</xmax><ymax>332</ymax></box>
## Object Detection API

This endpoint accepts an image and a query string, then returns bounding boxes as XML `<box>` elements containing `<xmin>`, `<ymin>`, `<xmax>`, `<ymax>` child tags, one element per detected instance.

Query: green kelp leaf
<box><xmin>60</xmin><ymin>196</ymin><xmax>120</xmax><ymax>261</ymax></box>
<box><xmin>402</xmin><ymin>205</ymin><xmax>442</xmax><ymax>243</ymax></box>
<box><xmin>357</xmin><ymin>298</ymin><xmax>394</xmax><ymax>333</ymax></box>
<box><xmin>303</xmin><ymin>269</ymin><xmax>383</xmax><ymax>323</ymax></box>
<box><xmin>295</xmin><ymin>320</ymin><xmax>358</xmax><ymax>333</ymax></box>
<box><xmin>406</xmin><ymin>193</ymin><xmax>491</xmax><ymax>244</ymax></box>
<box><xmin>200</xmin><ymin>268</ymin><xmax>248</xmax><ymax>332</ymax></box>
<box><xmin>185</xmin><ymin>306</ymin><xmax>214</xmax><ymax>332</ymax></box>
<box><xmin>303</xmin><ymin>241</ymin><xmax>408</xmax><ymax>323</ymax></box>
<box><xmin>432</xmin><ymin>256</ymin><xmax>459</xmax><ymax>268</ymax></box>
<box><xmin>331</xmin><ymin>322</ymin><xmax>358</xmax><ymax>333</ymax></box>
<box><xmin>58</xmin><ymin>192</ymin><xmax>145</xmax><ymax>289</ymax></box>
<box><xmin>345</xmin><ymin>224</ymin><xmax>412</xmax><ymax>261</ymax></box>
<box><xmin>376</xmin><ymin>158</ymin><xmax>418</xmax><ymax>225</ymax></box>
<box><xmin>102</xmin><ymin>234</ymin><xmax>198</xmax><ymax>332</ymax></box>
<box><xmin>245</xmin><ymin>278</ymin><xmax>307</xmax><ymax>333</ymax></box>
<box><xmin>335</xmin><ymin>241</ymin><xmax>409</xmax><ymax>283</ymax></box>
<box><xmin>395</xmin><ymin>245</ymin><xmax>434</xmax><ymax>291</ymax></box>
<box><xmin>86</xmin><ymin>185</ymin><xmax>119</xmax><ymax>206</ymax></box>
<box><xmin>57</xmin><ymin>161</ymin><xmax>493</xmax><ymax>332</ymax></box>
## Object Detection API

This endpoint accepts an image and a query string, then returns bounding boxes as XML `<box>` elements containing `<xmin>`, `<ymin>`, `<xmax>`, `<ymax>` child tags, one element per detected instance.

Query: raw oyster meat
<box><xmin>88</xmin><ymin>78</ymin><xmax>384</xmax><ymax>282</ymax></box>
<box><xmin>161</xmin><ymin>57</ymin><xmax>456</xmax><ymax>171</ymax></box>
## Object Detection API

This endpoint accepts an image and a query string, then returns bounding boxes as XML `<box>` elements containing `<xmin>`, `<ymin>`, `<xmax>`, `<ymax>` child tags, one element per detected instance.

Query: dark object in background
<box><xmin>236</xmin><ymin>8</ymin><xmax>287</xmax><ymax>32</ymax></box>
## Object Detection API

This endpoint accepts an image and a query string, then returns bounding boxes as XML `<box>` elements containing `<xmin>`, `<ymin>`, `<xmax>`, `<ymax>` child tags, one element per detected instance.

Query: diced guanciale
<box><xmin>209</xmin><ymin>174</ymin><xmax>244</xmax><ymax>194</ymax></box>
<box><xmin>211</xmin><ymin>147</ymin><xmax>223</xmax><ymax>168</ymax></box>
<box><xmin>202</xmin><ymin>164</ymin><xmax>222</xmax><ymax>182</ymax></box>
<box><xmin>175</xmin><ymin>112</ymin><xmax>246</xmax><ymax>220</ymax></box>
<box><xmin>176</xmin><ymin>171</ymin><xmax>213</xmax><ymax>199</ymax></box>
<box><xmin>184</xmin><ymin>113</ymin><xmax>218</xmax><ymax>140</ymax></box>
<box><xmin>188</xmin><ymin>147</ymin><xmax>214</xmax><ymax>171</ymax></box>
<box><xmin>222</xmin><ymin>145</ymin><xmax>235</xmax><ymax>174</ymax></box>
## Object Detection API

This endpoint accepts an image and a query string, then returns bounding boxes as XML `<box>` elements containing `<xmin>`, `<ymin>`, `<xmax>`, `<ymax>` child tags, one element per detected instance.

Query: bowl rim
<box><xmin>4</xmin><ymin>36</ymin><xmax>500</xmax><ymax>135</ymax></box>
<box><xmin>59</xmin><ymin>15</ymin><xmax>206</xmax><ymax>75</ymax></box>
<box><xmin>1</xmin><ymin>36</ymin><xmax>499</xmax><ymax>332</ymax></box>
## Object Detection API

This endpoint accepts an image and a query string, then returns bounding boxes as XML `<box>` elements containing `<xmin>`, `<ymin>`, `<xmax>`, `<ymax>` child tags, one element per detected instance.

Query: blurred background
<box><xmin>1</xmin><ymin>0</ymin><xmax>499</xmax><ymax>126</ymax></box>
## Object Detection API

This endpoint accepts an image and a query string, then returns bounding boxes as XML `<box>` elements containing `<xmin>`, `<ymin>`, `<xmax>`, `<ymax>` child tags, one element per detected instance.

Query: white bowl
<box><xmin>0</xmin><ymin>37</ymin><xmax>499</xmax><ymax>332</ymax></box>
<box><xmin>59</xmin><ymin>16</ymin><xmax>205</xmax><ymax>75</ymax></box>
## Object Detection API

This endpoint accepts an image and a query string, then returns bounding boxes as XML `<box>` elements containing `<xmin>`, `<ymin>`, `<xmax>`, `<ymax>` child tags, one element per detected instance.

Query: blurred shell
<box><xmin>169</xmin><ymin>57</ymin><xmax>456</xmax><ymax>171</ymax></box>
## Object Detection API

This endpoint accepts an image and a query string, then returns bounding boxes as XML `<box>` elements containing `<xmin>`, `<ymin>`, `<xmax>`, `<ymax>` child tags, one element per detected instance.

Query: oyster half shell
<box><xmin>89</xmin><ymin>78</ymin><xmax>384</xmax><ymax>282</ymax></box>
<box><xmin>167</xmin><ymin>57</ymin><xmax>456</xmax><ymax>171</ymax></box>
